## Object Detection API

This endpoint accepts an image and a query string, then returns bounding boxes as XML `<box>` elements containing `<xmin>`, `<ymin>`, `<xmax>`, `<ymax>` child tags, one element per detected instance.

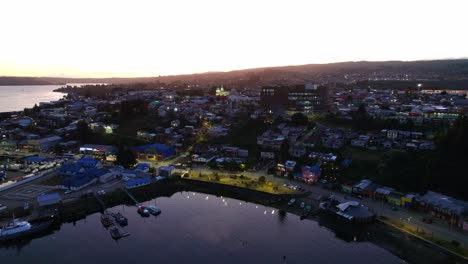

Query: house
<box><xmin>352</xmin><ymin>179</ymin><xmax>372</xmax><ymax>194</ymax></box>
<box><xmin>284</xmin><ymin>160</ymin><xmax>297</xmax><ymax>172</ymax></box>
<box><xmin>260</xmin><ymin>151</ymin><xmax>275</xmax><ymax>159</ymax></box>
<box><xmin>300</xmin><ymin>165</ymin><xmax>321</xmax><ymax>184</ymax></box>
<box><xmin>59</xmin><ymin>163</ymin><xmax>83</xmax><ymax>176</ymax></box>
<box><xmin>290</xmin><ymin>146</ymin><xmax>307</xmax><ymax>158</ymax></box>
<box><xmin>37</xmin><ymin>193</ymin><xmax>61</xmax><ymax>207</ymax></box>
<box><xmin>387</xmin><ymin>191</ymin><xmax>404</xmax><ymax>206</ymax></box>
<box><xmin>60</xmin><ymin>173</ymin><xmax>97</xmax><ymax>191</ymax></box>
<box><xmin>401</xmin><ymin>194</ymin><xmax>416</xmax><ymax>208</ymax></box>
<box><xmin>156</xmin><ymin>166</ymin><xmax>175</xmax><ymax>177</ymax></box>
<box><xmin>125</xmin><ymin>177</ymin><xmax>151</xmax><ymax>189</ymax></box>
<box><xmin>134</xmin><ymin>163</ymin><xmax>151</xmax><ymax>173</ymax></box>
<box><xmin>132</xmin><ymin>143</ymin><xmax>176</xmax><ymax>161</ymax></box>
<box><xmin>79</xmin><ymin>144</ymin><xmax>117</xmax><ymax>158</ymax></box>
<box><xmin>28</xmin><ymin>136</ymin><xmax>63</xmax><ymax>152</ymax></box>
<box><xmin>77</xmin><ymin>157</ymin><xmax>102</xmax><ymax>169</ymax></box>
<box><xmin>416</xmin><ymin>191</ymin><xmax>468</xmax><ymax>228</ymax></box>
<box><xmin>191</xmin><ymin>154</ymin><xmax>215</xmax><ymax>163</ymax></box>
<box><xmin>374</xmin><ymin>186</ymin><xmax>394</xmax><ymax>200</ymax></box>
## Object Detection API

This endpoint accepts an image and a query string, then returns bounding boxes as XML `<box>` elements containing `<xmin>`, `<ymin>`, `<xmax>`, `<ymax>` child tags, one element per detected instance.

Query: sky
<box><xmin>0</xmin><ymin>0</ymin><xmax>467</xmax><ymax>78</ymax></box>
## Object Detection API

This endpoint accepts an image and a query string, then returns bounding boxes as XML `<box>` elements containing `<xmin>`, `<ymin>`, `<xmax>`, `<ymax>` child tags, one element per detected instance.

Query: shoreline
<box><xmin>3</xmin><ymin>179</ymin><xmax>462</xmax><ymax>263</ymax></box>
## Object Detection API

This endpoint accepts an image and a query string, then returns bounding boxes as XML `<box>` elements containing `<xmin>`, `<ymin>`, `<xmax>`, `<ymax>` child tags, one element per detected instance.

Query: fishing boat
<box><xmin>112</xmin><ymin>212</ymin><xmax>128</xmax><ymax>226</ymax></box>
<box><xmin>0</xmin><ymin>218</ymin><xmax>53</xmax><ymax>242</ymax></box>
<box><xmin>137</xmin><ymin>206</ymin><xmax>150</xmax><ymax>217</ymax></box>
<box><xmin>100</xmin><ymin>213</ymin><xmax>113</xmax><ymax>227</ymax></box>
<box><xmin>109</xmin><ymin>226</ymin><xmax>122</xmax><ymax>240</ymax></box>
<box><xmin>146</xmin><ymin>205</ymin><xmax>161</xmax><ymax>216</ymax></box>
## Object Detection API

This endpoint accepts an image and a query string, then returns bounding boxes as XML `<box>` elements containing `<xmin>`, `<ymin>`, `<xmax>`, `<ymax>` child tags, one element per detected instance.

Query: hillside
<box><xmin>1</xmin><ymin>59</ymin><xmax>468</xmax><ymax>86</ymax></box>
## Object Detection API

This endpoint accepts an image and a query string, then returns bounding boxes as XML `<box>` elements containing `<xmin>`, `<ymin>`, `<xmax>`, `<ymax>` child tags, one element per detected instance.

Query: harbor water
<box><xmin>0</xmin><ymin>192</ymin><xmax>402</xmax><ymax>264</ymax></box>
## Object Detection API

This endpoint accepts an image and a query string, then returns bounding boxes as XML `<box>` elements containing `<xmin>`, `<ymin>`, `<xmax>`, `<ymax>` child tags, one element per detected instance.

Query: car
<box><xmin>391</xmin><ymin>206</ymin><xmax>398</xmax><ymax>211</ymax></box>
<box><xmin>97</xmin><ymin>190</ymin><xmax>106</xmax><ymax>195</ymax></box>
<box><xmin>64</xmin><ymin>190</ymin><xmax>73</xmax><ymax>195</ymax></box>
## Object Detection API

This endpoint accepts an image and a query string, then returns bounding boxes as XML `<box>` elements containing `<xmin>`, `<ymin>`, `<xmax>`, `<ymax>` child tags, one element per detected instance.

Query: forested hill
<box><xmin>1</xmin><ymin>59</ymin><xmax>468</xmax><ymax>86</ymax></box>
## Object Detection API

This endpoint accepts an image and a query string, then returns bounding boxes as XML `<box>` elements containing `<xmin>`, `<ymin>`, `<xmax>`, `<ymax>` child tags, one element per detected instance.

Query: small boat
<box><xmin>100</xmin><ymin>213</ymin><xmax>113</xmax><ymax>227</ymax></box>
<box><xmin>146</xmin><ymin>205</ymin><xmax>161</xmax><ymax>216</ymax></box>
<box><xmin>112</xmin><ymin>212</ymin><xmax>128</xmax><ymax>226</ymax></box>
<box><xmin>287</xmin><ymin>198</ymin><xmax>296</xmax><ymax>206</ymax></box>
<box><xmin>300</xmin><ymin>205</ymin><xmax>313</xmax><ymax>220</ymax></box>
<box><xmin>0</xmin><ymin>218</ymin><xmax>53</xmax><ymax>242</ymax></box>
<box><xmin>137</xmin><ymin>206</ymin><xmax>150</xmax><ymax>217</ymax></box>
<box><xmin>109</xmin><ymin>226</ymin><xmax>122</xmax><ymax>240</ymax></box>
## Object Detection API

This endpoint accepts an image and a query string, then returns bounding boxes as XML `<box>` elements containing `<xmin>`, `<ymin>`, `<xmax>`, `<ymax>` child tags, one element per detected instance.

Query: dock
<box><xmin>94</xmin><ymin>193</ymin><xmax>109</xmax><ymax>214</ymax></box>
<box><xmin>122</xmin><ymin>188</ymin><xmax>140</xmax><ymax>205</ymax></box>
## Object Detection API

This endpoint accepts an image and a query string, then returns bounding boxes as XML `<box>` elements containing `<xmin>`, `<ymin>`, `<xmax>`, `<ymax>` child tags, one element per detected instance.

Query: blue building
<box><xmin>77</xmin><ymin>157</ymin><xmax>101</xmax><ymax>169</ymax></box>
<box><xmin>132</xmin><ymin>143</ymin><xmax>176</xmax><ymax>161</ymax></box>
<box><xmin>37</xmin><ymin>192</ymin><xmax>62</xmax><ymax>207</ymax></box>
<box><xmin>125</xmin><ymin>177</ymin><xmax>152</xmax><ymax>189</ymax></box>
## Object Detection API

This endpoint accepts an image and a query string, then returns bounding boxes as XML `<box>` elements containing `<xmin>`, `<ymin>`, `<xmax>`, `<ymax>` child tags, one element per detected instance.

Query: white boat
<box><xmin>287</xmin><ymin>198</ymin><xmax>296</xmax><ymax>206</ymax></box>
<box><xmin>0</xmin><ymin>218</ymin><xmax>52</xmax><ymax>241</ymax></box>
<box><xmin>146</xmin><ymin>205</ymin><xmax>161</xmax><ymax>215</ymax></box>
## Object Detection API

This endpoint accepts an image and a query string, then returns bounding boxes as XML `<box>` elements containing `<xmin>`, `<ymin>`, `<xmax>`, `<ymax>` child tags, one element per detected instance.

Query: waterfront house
<box><xmin>156</xmin><ymin>166</ymin><xmax>175</xmax><ymax>178</ymax></box>
<box><xmin>416</xmin><ymin>191</ymin><xmax>468</xmax><ymax>228</ymax></box>
<box><xmin>125</xmin><ymin>177</ymin><xmax>152</xmax><ymax>189</ymax></box>
<box><xmin>387</xmin><ymin>191</ymin><xmax>404</xmax><ymax>206</ymax></box>
<box><xmin>352</xmin><ymin>179</ymin><xmax>372</xmax><ymax>195</ymax></box>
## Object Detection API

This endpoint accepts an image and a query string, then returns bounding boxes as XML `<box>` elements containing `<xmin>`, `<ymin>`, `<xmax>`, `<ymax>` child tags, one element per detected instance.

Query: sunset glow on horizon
<box><xmin>1</xmin><ymin>0</ymin><xmax>467</xmax><ymax>78</ymax></box>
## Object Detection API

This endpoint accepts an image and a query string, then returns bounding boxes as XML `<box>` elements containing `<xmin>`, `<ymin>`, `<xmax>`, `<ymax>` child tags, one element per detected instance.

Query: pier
<box><xmin>122</xmin><ymin>188</ymin><xmax>140</xmax><ymax>205</ymax></box>
<box><xmin>94</xmin><ymin>193</ymin><xmax>109</xmax><ymax>214</ymax></box>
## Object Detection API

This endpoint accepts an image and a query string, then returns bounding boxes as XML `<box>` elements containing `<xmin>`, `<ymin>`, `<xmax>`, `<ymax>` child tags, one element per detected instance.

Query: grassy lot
<box><xmin>187</xmin><ymin>172</ymin><xmax>298</xmax><ymax>195</ymax></box>
<box><xmin>342</xmin><ymin>146</ymin><xmax>385</xmax><ymax>162</ymax></box>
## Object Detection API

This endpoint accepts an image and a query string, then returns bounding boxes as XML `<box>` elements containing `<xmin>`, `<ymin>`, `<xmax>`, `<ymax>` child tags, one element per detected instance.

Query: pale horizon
<box><xmin>1</xmin><ymin>0</ymin><xmax>467</xmax><ymax>78</ymax></box>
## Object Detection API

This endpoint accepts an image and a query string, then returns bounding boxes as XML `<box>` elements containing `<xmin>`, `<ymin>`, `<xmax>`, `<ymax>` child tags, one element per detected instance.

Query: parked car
<box><xmin>64</xmin><ymin>190</ymin><xmax>73</xmax><ymax>195</ymax></box>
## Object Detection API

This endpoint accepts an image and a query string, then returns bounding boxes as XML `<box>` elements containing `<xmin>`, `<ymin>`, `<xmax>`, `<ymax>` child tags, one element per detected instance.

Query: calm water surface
<box><xmin>0</xmin><ymin>192</ymin><xmax>402</xmax><ymax>264</ymax></box>
<box><xmin>0</xmin><ymin>85</ymin><xmax>67</xmax><ymax>113</ymax></box>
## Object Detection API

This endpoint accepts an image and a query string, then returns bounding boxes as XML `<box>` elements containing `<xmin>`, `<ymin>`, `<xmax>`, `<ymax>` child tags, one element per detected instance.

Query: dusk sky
<box><xmin>1</xmin><ymin>0</ymin><xmax>467</xmax><ymax>77</ymax></box>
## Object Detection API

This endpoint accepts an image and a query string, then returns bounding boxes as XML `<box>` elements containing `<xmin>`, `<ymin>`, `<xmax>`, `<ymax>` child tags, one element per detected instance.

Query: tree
<box><xmin>116</xmin><ymin>147</ymin><xmax>136</xmax><ymax>168</ymax></box>
<box><xmin>357</xmin><ymin>104</ymin><xmax>367</xmax><ymax>116</ymax></box>
<box><xmin>258</xmin><ymin>176</ymin><xmax>266</xmax><ymax>183</ymax></box>
<box><xmin>76</xmin><ymin>120</ymin><xmax>91</xmax><ymax>142</ymax></box>
<box><xmin>291</xmin><ymin>113</ymin><xmax>308</xmax><ymax>126</ymax></box>
<box><xmin>279</xmin><ymin>138</ymin><xmax>290</xmax><ymax>163</ymax></box>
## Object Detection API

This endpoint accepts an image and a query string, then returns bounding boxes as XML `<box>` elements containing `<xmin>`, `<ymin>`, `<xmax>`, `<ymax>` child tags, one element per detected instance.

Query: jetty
<box><xmin>122</xmin><ymin>188</ymin><xmax>140</xmax><ymax>205</ymax></box>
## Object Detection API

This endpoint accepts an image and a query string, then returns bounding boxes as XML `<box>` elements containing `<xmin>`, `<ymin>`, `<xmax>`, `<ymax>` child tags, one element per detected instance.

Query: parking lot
<box><xmin>0</xmin><ymin>184</ymin><xmax>55</xmax><ymax>201</ymax></box>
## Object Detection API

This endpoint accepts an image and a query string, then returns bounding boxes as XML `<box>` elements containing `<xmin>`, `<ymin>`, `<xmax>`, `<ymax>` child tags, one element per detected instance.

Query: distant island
<box><xmin>1</xmin><ymin>59</ymin><xmax>468</xmax><ymax>86</ymax></box>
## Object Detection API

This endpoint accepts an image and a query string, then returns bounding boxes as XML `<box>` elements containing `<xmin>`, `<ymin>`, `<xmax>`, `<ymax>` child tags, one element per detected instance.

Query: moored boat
<box><xmin>146</xmin><ymin>205</ymin><xmax>161</xmax><ymax>216</ymax></box>
<box><xmin>0</xmin><ymin>218</ymin><xmax>53</xmax><ymax>242</ymax></box>
<box><xmin>100</xmin><ymin>213</ymin><xmax>113</xmax><ymax>227</ymax></box>
<box><xmin>137</xmin><ymin>206</ymin><xmax>150</xmax><ymax>217</ymax></box>
<box><xmin>109</xmin><ymin>226</ymin><xmax>122</xmax><ymax>240</ymax></box>
<box><xmin>112</xmin><ymin>212</ymin><xmax>128</xmax><ymax>226</ymax></box>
